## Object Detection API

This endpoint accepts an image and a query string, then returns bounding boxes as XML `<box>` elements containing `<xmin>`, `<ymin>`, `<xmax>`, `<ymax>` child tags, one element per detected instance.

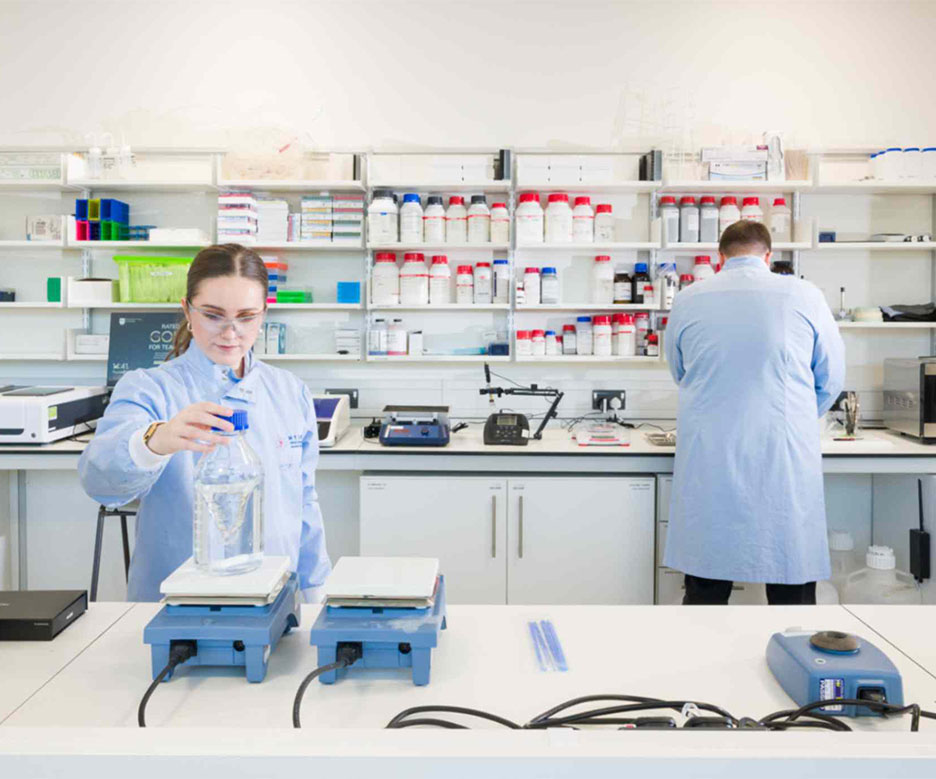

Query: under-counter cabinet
<box><xmin>360</xmin><ymin>475</ymin><xmax>655</xmax><ymax>605</ymax></box>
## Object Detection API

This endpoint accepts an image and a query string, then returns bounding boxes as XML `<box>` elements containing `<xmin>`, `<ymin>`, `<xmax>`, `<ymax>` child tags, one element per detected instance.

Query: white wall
<box><xmin>2</xmin><ymin>0</ymin><xmax>936</xmax><ymax>150</ymax></box>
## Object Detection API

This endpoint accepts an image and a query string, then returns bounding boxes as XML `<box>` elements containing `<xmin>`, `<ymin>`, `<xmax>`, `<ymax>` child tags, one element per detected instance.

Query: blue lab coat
<box><xmin>663</xmin><ymin>255</ymin><xmax>845</xmax><ymax>584</ymax></box>
<box><xmin>79</xmin><ymin>341</ymin><xmax>330</xmax><ymax>601</ymax></box>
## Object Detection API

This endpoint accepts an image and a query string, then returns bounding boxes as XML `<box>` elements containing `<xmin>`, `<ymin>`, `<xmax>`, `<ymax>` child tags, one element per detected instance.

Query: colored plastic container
<box><xmin>114</xmin><ymin>255</ymin><xmax>192</xmax><ymax>302</ymax></box>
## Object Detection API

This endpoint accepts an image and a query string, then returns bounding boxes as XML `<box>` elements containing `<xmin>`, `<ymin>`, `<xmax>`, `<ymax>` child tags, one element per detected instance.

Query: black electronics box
<box><xmin>0</xmin><ymin>590</ymin><xmax>88</xmax><ymax>641</ymax></box>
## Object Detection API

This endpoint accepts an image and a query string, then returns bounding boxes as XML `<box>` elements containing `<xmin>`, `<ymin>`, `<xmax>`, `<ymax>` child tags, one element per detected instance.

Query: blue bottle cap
<box><xmin>635</xmin><ymin>262</ymin><xmax>648</xmax><ymax>273</ymax></box>
<box><xmin>545</xmin><ymin>329</ymin><xmax>556</xmax><ymax>336</ymax></box>
<box><xmin>924</xmin><ymin>148</ymin><xmax>936</xmax><ymax>152</ymax></box>
<box><xmin>213</xmin><ymin>410</ymin><xmax>248</xmax><ymax>432</ymax></box>
<box><xmin>403</xmin><ymin>193</ymin><xmax>421</xmax><ymax>203</ymax></box>
<box><xmin>542</xmin><ymin>266</ymin><xmax>557</xmax><ymax>274</ymax></box>
<box><xmin>576</xmin><ymin>316</ymin><xmax>592</xmax><ymax>323</ymax></box>
<box><xmin>887</xmin><ymin>147</ymin><xmax>901</xmax><ymax>152</ymax></box>
<box><xmin>493</xmin><ymin>258</ymin><xmax>509</xmax><ymax>265</ymax></box>
<box><xmin>904</xmin><ymin>147</ymin><xmax>921</xmax><ymax>152</ymax></box>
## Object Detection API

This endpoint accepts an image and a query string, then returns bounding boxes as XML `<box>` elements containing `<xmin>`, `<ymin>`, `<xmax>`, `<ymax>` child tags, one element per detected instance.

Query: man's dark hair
<box><xmin>718</xmin><ymin>220</ymin><xmax>772</xmax><ymax>258</ymax></box>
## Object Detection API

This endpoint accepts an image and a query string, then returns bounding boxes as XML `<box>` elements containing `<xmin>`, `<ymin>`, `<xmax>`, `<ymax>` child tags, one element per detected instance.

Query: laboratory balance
<box><xmin>309</xmin><ymin>557</ymin><xmax>446</xmax><ymax>685</ymax></box>
<box><xmin>143</xmin><ymin>556</ymin><xmax>300</xmax><ymax>683</ymax></box>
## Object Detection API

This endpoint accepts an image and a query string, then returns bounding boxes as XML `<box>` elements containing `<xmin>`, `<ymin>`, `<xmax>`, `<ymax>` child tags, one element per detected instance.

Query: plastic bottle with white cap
<box><xmin>842</xmin><ymin>545</ymin><xmax>922</xmax><ymax>605</ymax></box>
<box><xmin>827</xmin><ymin>531</ymin><xmax>858</xmax><ymax>601</ymax></box>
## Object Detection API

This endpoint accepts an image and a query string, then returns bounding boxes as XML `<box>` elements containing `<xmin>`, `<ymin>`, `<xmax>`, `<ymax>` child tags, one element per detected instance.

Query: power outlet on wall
<box><xmin>592</xmin><ymin>390</ymin><xmax>626</xmax><ymax>412</ymax></box>
<box><xmin>326</xmin><ymin>388</ymin><xmax>359</xmax><ymax>409</ymax></box>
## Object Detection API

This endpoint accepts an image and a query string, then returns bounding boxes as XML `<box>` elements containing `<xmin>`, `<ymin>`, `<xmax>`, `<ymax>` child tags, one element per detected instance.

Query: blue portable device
<box><xmin>766</xmin><ymin>629</ymin><xmax>904</xmax><ymax>717</ymax></box>
<box><xmin>378</xmin><ymin>405</ymin><xmax>450</xmax><ymax>447</ymax></box>
<box><xmin>309</xmin><ymin>561</ymin><xmax>446</xmax><ymax>686</ymax></box>
<box><xmin>143</xmin><ymin>557</ymin><xmax>300</xmax><ymax>683</ymax></box>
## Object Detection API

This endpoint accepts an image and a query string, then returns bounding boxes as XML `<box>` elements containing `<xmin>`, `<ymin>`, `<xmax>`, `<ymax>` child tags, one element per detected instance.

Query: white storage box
<box><xmin>67</xmin><ymin>277</ymin><xmax>116</xmax><ymax>306</ymax></box>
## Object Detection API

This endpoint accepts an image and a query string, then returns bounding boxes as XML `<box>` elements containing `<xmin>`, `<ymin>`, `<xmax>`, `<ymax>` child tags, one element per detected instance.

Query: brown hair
<box><xmin>169</xmin><ymin>244</ymin><xmax>269</xmax><ymax>358</ymax></box>
<box><xmin>718</xmin><ymin>220</ymin><xmax>772</xmax><ymax>258</ymax></box>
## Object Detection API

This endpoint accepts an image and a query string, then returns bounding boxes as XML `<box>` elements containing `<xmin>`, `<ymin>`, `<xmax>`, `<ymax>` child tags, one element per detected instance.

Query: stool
<box><xmin>90</xmin><ymin>506</ymin><xmax>136</xmax><ymax>602</ymax></box>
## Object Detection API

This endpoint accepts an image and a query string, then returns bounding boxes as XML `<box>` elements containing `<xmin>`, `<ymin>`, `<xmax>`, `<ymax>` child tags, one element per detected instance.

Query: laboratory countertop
<box><xmin>1</xmin><ymin>603</ymin><xmax>935</xmax><ymax>775</ymax></box>
<box><xmin>1</xmin><ymin>424</ymin><xmax>934</xmax><ymax>458</ymax></box>
<box><xmin>0</xmin><ymin>601</ymin><xmax>134</xmax><ymax>723</ymax></box>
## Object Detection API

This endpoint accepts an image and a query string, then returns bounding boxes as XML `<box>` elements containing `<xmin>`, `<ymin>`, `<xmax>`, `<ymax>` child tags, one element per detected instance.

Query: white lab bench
<box><xmin>1</xmin><ymin>425</ymin><xmax>934</xmax><ymax>597</ymax></box>
<box><xmin>0</xmin><ymin>603</ymin><xmax>934</xmax><ymax>776</ymax></box>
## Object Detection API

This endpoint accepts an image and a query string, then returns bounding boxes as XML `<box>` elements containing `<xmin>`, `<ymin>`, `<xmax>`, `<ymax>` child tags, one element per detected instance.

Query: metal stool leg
<box><xmin>119</xmin><ymin>513</ymin><xmax>131</xmax><ymax>583</ymax></box>
<box><xmin>90</xmin><ymin>506</ymin><xmax>106</xmax><ymax>602</ymax></box>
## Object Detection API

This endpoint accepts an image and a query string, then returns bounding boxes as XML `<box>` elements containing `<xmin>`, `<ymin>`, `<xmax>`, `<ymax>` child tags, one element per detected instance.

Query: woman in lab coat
<box><xmin>79</xmin><ymin>245</ymin><xmax>330</xmax><ymax>602</ymax></box>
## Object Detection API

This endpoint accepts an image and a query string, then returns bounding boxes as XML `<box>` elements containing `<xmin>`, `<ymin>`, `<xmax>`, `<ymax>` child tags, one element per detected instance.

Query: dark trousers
<box><xmin>683</xmin><ymin>574</ymin><xmax>816</xmax><ymax>605</ymax></box>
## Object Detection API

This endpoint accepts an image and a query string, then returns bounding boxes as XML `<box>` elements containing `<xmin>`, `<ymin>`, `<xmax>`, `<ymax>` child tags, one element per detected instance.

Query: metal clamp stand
<box><xmin>479</xmin><ymin>363</ymin><xmax>564</xmax><ymax>440</ymax></box>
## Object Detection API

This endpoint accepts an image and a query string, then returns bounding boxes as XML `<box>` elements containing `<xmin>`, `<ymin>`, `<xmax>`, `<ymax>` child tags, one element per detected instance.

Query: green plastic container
<box><xmin>114</xmin><ymin>255</ymin><xmax>192</xmax><ymax>302</ymax></box>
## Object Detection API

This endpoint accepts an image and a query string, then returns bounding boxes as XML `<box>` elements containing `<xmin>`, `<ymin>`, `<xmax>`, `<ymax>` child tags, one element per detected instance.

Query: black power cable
<box><xmin>386</xmin><ymin>705</ymin><xmax>521</xmax><ymax>730</ymax></box>
<box><xmin>760</xmin><ymin>698</ymin><xmax>933</xmax><ymax>732</ymax></box>
<box><xmin>293</xmin><ymin>644</ymin><xmax>363</xmax><ymax>728</ymax></box>
<box><xmin>138</xmin><ymin>640</ymin><xmax>197</xmax><ymax>727</ymax></box>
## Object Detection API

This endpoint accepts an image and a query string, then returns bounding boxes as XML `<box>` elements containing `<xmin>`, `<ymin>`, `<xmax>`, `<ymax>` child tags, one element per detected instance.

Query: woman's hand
<box><xmin>146</xmin><ymin>402</ymin><xmax>235</xmax><ymax>455</ymax></box>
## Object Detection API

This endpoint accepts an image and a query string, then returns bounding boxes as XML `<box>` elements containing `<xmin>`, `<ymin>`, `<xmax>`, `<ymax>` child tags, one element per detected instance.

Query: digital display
<box><xmin>497</xmin><ymin>415</ymin><xmax>518</xmax><ymax>426</ymax></box>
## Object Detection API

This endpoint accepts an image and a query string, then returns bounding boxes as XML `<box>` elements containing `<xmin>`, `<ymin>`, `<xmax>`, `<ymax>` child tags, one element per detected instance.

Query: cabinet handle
<box><xmin>518</xmin><ymin>495</ymin><xmax>524</xmax><ymax>559</ymax></box>
<box><xmin>491</xmin><ymin>495</ymin><xmax>497</xmax><ymax>558</ymax></box>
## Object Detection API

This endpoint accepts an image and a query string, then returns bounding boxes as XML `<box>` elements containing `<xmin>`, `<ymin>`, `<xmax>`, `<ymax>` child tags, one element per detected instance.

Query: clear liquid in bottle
<box><xmin>193</xmin><ymin>410</ymin><xmax>264</xmax><ymax>575</ymax></box>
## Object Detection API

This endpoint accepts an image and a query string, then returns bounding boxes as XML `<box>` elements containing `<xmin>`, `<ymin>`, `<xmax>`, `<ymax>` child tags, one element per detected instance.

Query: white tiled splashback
<box><xmin>1</xmin><ymin>338</ymin><xmax>916</xmax><ymax>422</ymax></box>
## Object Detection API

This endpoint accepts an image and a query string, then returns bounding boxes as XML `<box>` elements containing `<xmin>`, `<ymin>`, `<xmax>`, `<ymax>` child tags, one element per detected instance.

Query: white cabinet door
<box><xmin>360</xmin><ymin>476</ymin><xmax>507</xmax><ymax>604</ymax></box>
<box><xmin>506</xmin><ymin>477</ymin><xmax>655</xmax><ymax>605</ymax></box>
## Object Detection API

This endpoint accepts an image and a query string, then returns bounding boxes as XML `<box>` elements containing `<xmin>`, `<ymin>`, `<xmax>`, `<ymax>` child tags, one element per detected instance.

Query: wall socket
<box><xmin>592</xmin><ymin>390</ymin><xmax>626</xmax><ymax>411</ymax></box>
<box><xmin>326</xmin><ymin>388</ymin><xmax>359</xmax><ymax>409</ymax></box>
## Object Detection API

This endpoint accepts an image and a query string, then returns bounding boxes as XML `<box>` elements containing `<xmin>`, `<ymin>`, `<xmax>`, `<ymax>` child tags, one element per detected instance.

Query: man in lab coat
<box><xmin>664</xmin><ymin>220</ymin><xmax>845</xmax><ymax>605</ymax></box>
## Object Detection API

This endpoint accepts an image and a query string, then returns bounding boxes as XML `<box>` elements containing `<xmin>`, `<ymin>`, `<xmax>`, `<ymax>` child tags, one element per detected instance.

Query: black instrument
<box><xmin>483</xmin><ymin>412</ymin><xmax>530</xmax><ymax>446</ymax></box>
<box><xmin>479</xmin><ymin>363</ymin><xmax>563</xmax><ymax>445</ymax></box>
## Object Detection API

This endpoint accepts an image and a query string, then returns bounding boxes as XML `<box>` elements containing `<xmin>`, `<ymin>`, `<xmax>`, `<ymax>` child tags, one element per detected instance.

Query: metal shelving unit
<box><xmin>7</xmin><ymin>146</ymin><xmax>929</xmax><ymax>368</ymax></box>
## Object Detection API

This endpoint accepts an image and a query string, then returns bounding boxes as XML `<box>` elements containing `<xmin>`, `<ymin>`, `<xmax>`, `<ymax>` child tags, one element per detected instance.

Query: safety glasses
<box><xmin>187</xmin><ymin>303</ymin><xmax>264</xmax><ymax>335</ymax></box>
